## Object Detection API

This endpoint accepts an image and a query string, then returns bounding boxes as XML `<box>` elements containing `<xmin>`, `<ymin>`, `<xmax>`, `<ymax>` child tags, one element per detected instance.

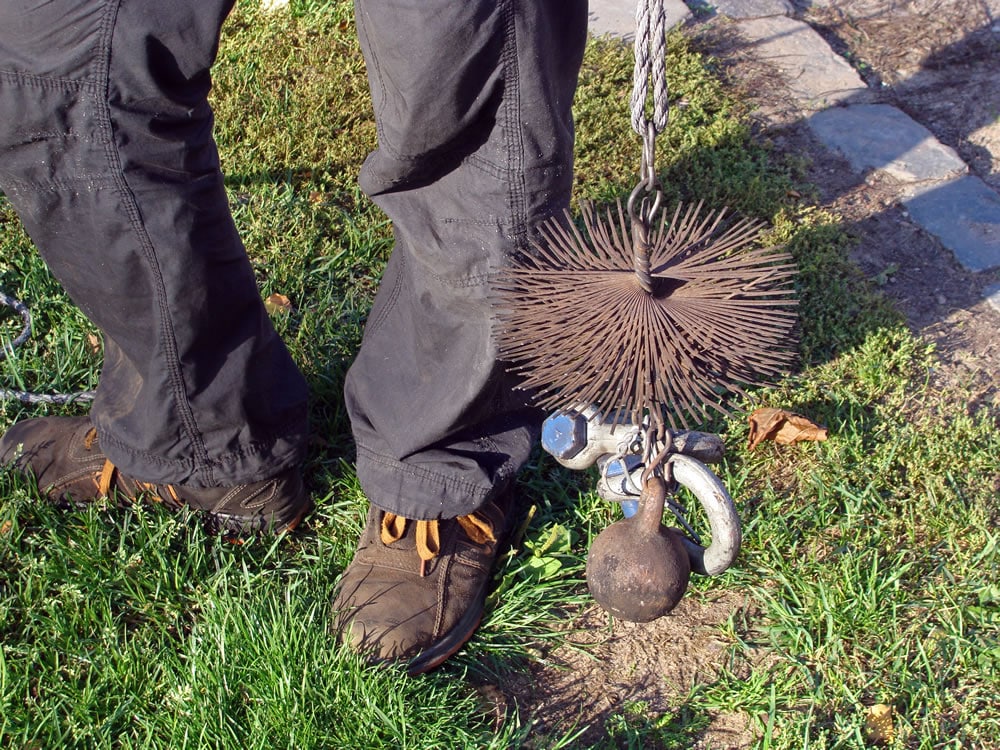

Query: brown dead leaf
<box><xmin>0</xmin><ymin>520</ymin><xmax>12</xmax><ymax>535</ymax></box>
<box><xmin>264</xmin><ymin>292</ymin><xmax>292</xmax><ymax>315</ymax></box>
<box><xmin>748</xmin><ymin>407</ymin><xmax>828</xmax><ymax>450</ymax></box>
<box><xmin>863</xmin><ymin>704</ymin><xmax>895</xmax><ymax>744</ymax></box>
<box><xmin>86</xmin><ymin>333</ymin><xmax>102</xmax><ymax>355</ymax></box>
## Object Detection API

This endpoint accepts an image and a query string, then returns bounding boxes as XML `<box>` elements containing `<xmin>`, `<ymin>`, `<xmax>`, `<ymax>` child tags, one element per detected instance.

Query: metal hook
<box><xmin>640</xmin><ymin>431</ymin><xmax>674</xmax><ymax>486</ymax></box>
<box><xmin>627</xmin><ymin>122</ymin><xmax>662</xmax><ymax>223</ymax></box>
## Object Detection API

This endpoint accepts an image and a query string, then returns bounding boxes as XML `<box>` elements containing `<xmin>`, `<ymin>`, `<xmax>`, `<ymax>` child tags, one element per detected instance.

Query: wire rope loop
<box><xmin>0</xmin><ymin>291</ymin><xmax>32</xmax><ymax>360</ymax></box>
<box><xmin>630</xmin><ymin>0</ymin><xmax>670</xmax><ymax>138</ymax></box>
<box><xmin>1</xmin><ymin>289</ymin><xmax>96</xmax><ymax>404</ymax></box>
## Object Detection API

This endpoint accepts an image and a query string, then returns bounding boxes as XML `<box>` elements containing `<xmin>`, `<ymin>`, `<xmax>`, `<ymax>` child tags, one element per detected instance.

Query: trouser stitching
<box><xmin>96</xmin><ymin>410</ymin><xmax>303</xmax><ymax>476</ymax></box>
<box><xmin>0</xmin><ymin>69</ymin><xmax>94</xmax><ymax>92</ymax></box>
<box><xmin>93</xmin><ymin>0</ymin><xmax>213</xmax><ymax>484</ymax></box>
<box><xmin>2</xmin><ymin>174</ymin><xmax>116</xmax><ymax>192</ymax></box>
<box><xmin>365</xmin><ymin>247</ymin><xmax>405</xmax><ymax>337</ymax></box>
<box><xmin>500</xmin><ymin>0</ymin><xmax>528</xmax><ymax>250</ymax></box>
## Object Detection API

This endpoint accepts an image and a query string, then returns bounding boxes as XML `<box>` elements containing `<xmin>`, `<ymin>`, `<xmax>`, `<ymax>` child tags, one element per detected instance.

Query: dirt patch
<box><xmin>500</xmin><ymin>592</ymin><xmax>754</xmax><ymax>748</ymax></box>
<box><xmin>498</xmin><ymin>4</ymin><xmax>1000</xmax><ymax>746</ymax></box>
<box><xmin>804</xmin><ymin>0</ymin><xmax>1000</xmax><ymax>192</ymax></box>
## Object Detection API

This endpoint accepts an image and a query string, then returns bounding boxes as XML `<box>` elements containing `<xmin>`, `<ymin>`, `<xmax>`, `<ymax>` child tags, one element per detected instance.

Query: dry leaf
<box><xmin>864</xmin><ymin>703</ymin><xmax>895</xmax><ymax>744</ymax></box>
<box><xmin>86</xmin><ymin>333</ymin><xmax>102</xmax><ymax>355</ymax></box>
<box><xmin>0</xmin><ymin>520</ymin><xmax>12</xmax><ymax>535</ymax></box>
<box><xmin>748</xmin><ymin>407</ymin><xmax>828</xmax><ymax>450</ymax></box>
<box><xmin>264</xmin><ymin>292</ymin><xmax>292</xmax><ymax>315</ymax></box>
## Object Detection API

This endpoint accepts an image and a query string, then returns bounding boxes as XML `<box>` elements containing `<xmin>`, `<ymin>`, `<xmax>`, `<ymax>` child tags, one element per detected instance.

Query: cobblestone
<box><xmin>587</xmin><ymin>0</ymin><xmax>1000</xmax><ymax>295</ymax></box>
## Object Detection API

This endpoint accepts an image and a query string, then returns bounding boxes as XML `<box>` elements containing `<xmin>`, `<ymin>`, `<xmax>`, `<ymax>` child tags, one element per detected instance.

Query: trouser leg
<box><xmin>345</xmin><ymin>0</ymin><xmax>588</xmax><ymax>519</ymax></box>
<box><xmin>0</xmin><ymin>0</ymin><xmax>308</xmax><ymax>487</ymax></box>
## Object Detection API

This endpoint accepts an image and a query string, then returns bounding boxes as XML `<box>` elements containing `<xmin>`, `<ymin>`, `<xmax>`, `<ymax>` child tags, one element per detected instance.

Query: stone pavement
<box><xmin>587</xmin><ymin>0</ymin><xmax>1000</xmax><ymax>314</ymax></box>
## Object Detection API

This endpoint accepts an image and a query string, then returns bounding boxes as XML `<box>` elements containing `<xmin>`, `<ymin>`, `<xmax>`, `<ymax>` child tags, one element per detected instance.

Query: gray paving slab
<box><xmin>593</xmin><ymin>0</ymin><xmax>1000</xmax><ymax>311</ymax></box>
<box><xmin>731</xmin><ymin>16</ymin><xmax>870</xmax><ymax>110</ymax></box>
<box><xmin>902</xmin><ymin>176</ymin><xmax>1000</xmax><ymax>272</ymax></box>
<box><xmin>807</xmin><ymin>104</ymin><xmax>967</xmax><ymax>184</ymax></box>
<box><xmin>985</xmin><ymin>283</ymin><xmax>1000</xmax><ymax>315</ymax></box>
<box><xmin>588</xmin><ymin>0</ymin><xmax>692</xmax><ymax>39</ymax></box>
<box><xmin>697</xmin><ymin>0</ymin><xmax>795</xmax><ymax>19</ymax></box>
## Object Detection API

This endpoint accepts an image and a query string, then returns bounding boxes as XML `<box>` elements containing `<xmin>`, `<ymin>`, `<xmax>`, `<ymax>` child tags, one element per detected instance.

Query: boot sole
<box><xmin>55</xmin><ymin>488</ymin><xmax>311</xmax><ymax>540</ymax></box>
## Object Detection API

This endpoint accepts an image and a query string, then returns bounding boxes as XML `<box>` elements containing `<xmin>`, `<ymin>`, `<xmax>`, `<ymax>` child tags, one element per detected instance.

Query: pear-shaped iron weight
<box><xmin>586</xmin><ymin>474</ymin><xmax>691</xmax><ymax>622</ymax></box>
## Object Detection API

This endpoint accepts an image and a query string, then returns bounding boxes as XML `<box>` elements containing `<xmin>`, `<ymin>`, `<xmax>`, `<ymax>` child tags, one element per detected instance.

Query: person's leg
<box><xmin>345</xmin><ymin>0</ymin><xmax>588</xmax><ymax>520</ymax></box>
<box><xmin>334</xmin><ymin>0</ymin><xmax>588</xmax><ymax>671</ymax></box>
<box><xmin>0</xmin><ymin>0</ymin><xmax>309</xmax><ymax>532</ymax></box>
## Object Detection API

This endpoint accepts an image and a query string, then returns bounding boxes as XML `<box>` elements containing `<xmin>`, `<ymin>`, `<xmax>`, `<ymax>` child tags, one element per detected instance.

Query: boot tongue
<box><xmin>379</xmin><ymin>511</ymin><xmax>496</xmax><ymax>577</ymax></box>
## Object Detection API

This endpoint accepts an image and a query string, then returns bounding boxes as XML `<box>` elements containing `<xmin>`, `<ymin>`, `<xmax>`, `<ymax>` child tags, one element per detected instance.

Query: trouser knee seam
<box><xmin>366</xmin><ymin>251</ymin><xmax>405</xmax><ymax>337</ymax></box>
<box><xmin>93</xmin><ymin>0</ymin><xmax>213</xmax><ymax>483</ymax></box>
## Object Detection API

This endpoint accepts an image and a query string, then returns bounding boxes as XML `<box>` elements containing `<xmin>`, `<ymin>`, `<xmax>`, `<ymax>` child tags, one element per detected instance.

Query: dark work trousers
<box><xmin>0</xmin><ymin>0</ymin><xmax>309</xmax><ymax>488</ymax></box>
<box><xmin>0</xmin><ymin>0</ymin><xmax>588</xmax><ymax>517</ymax></box>
<box><xmin>346</xmin><ymin>0</ymin><xmax>588</xmax><ymax>519</ymax></box>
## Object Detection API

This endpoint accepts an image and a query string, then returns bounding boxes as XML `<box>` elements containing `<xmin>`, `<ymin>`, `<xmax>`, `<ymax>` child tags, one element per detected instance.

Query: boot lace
<box><xmin>381</xmin><ymin>511</ymin><xmax>497</xmax><ymax>577</ymax></box>
<box><xmin>86</xmin><ymin>428</ymin><xmax>180</xmax><ymax>504</ymax></box>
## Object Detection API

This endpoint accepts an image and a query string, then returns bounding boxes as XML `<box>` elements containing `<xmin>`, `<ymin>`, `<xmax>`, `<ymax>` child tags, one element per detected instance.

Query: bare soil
<box><xmin>495</xmin><ymin>3</ymin><xmax>1000</xmax><ymax>746</ymax></box>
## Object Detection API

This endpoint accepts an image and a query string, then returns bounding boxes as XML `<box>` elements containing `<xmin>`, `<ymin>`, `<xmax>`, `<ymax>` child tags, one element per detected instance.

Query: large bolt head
<box><xmin>541</xmin><ymin>411</ymin><xmax>587</xmax><ymax>461</ymax></box>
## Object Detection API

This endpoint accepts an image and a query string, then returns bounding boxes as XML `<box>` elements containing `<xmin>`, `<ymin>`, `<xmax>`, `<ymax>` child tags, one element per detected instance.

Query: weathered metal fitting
<box><xmin>540</xmin><ymin>410</ymin><xmax>588</xmax><ymax>461</ymax></box>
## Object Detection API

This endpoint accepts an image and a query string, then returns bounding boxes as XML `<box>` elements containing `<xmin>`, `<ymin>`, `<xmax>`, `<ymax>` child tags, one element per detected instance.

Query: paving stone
<box><xmin>968</xmin><ymin>119</ymin><xmax>1000</xmax><ymax>190</ymax></box>
<box><xmin>589</xmin><ymin>0</ymin><xmax>692</xmax><ymax>39</ymax></box>
<box><xmin>808</xmin><ymin>104</ymin><xmax>967</xmax><ymax>183</ymax></box>
<box><xmin>985</xmin><ymin>283</ymin><xmax>1000</xmax><ymax>314</ymax></box>
<box><xmin>697</xmin><ymin>0</ymin><xmax>795</xmax><ymax>19</ymax></box>
<box><xmin>902</xmin><ymin>176</ymin><xmax>1000</xmax><ymax>272</ymax></box>
<box><xmin>732</xmin><ymin>16</ymin><xmax>870</xmax><ymax>110</ymax></box>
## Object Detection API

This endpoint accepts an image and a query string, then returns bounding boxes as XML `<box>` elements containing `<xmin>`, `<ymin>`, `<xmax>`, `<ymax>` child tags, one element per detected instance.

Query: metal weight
<box><xmin>585</xmin><ymin>475</ymin><xmax>691</xmax><ymax>623</ymax></box>
<box><xmin>541</xmin><ymin>407</ymin><xmax>741</xmax><ymax>578</ymax></box>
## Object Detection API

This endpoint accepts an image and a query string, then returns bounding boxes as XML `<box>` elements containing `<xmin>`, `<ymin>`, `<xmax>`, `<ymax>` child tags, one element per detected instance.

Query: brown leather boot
<box><xmin>331</xmin><ymin>491</ymin><xmax>514</xmax><ymax>675</ymax></box>
<box><xmin>0</xmin><ymin>415</ymin><xmax>310</xmax><ymax>536</ymax></box>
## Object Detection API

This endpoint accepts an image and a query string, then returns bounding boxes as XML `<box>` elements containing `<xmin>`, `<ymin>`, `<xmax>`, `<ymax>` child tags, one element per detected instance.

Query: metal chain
<box><xmin>1</xmin><ymin>290</ymin><xmax>96</xmax><ymax>405</ymax></box>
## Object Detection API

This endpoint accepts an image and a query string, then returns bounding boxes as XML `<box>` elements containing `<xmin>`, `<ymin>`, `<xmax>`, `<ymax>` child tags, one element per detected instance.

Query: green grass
<box><xmin>2</xmin><ymin>1</ymin><xmax>998</xmax><ymax>747</ymax></box>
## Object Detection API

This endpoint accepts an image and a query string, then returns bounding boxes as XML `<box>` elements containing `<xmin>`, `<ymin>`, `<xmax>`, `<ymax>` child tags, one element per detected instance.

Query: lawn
<box><xmin>1</xmin><ymin>1</ymin><xmax>997</xmax><ymax>748</ymax></box>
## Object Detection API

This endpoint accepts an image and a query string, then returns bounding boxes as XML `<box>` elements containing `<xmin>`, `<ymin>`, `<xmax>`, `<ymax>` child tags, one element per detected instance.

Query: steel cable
<box><xmin>0</xmin><ymin>289</ymin><xmax>96</xmax><ymax>405</ymax></box>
